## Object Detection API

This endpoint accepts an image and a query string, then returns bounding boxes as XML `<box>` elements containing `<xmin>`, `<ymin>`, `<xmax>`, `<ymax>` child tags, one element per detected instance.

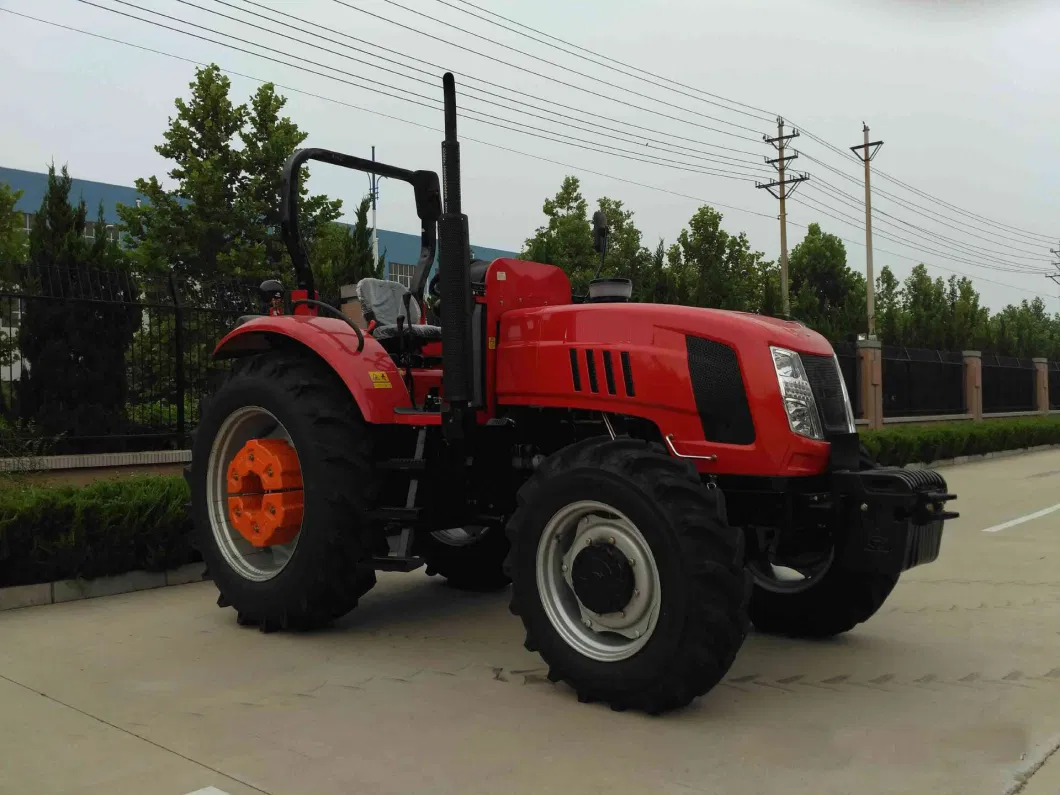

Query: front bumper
<box><xmin>832</xmin><ymin>466</ymin><xmax>958</xmax><ymax>575</ymax></box>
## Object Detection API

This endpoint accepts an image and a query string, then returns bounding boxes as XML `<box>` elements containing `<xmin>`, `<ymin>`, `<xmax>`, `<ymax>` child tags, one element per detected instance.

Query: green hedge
<box><xmin>861</xmin><ymin>416</ymin><xmax>1060</xmax><ymax>467</ymax></box>
<box><xmin>0</xmin><ymin>476</ymin><xmax>194</xmax><ymax>588</ymax></box>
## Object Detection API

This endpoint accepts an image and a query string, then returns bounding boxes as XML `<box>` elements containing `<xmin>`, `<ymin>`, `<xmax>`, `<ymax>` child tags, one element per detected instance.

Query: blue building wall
<box><xmin>1</xmin><ymin>166</ymin><xmax>517</xmax><ymax>279</ymax></box>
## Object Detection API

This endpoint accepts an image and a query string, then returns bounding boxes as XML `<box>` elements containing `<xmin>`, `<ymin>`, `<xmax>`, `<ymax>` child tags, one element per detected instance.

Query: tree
<box><xmin>18</xmin><ymin>165</ymin><xmax>139</xmax><ymax>449</ymax></box>
<box><xmin>788</xmin><ymin>223</ymin><xmax>866</xmax><ymax>339</ymax></box>
<box><xmin>119</xmin><ymin>65</ymin><xmax>339</xmax><ymax>283</ymax></box>
<box><xmin>310</xmin><ymin>196</ymin><xmax>385</xmax><ymax>302</ymax></box>
<box><xmin>521</xmin><ymin>176</ymin><xmax>596</xmax><ymax>292</ymax></box>
<box><xmin>238</xmin><ymin>83</ymin><xmax>342</xmax><ymax>277</ymax></box>
<box><xmin>0</xmin><ymin>183</ymin><xmax>26</xmax><ymax>279</ymax></box>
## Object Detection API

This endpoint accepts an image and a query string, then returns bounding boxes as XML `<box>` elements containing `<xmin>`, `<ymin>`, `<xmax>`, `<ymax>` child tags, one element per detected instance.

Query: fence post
<box><xmin>963</xmin><ymin>350</ymin><xmax>982</xmax><ymax>421</ymax></box>
<box><xmin>1033</xmin><ymin>357</ymin><xmax>1049</xmax><ymax>415</ymax></box>
<box><xmin>856</xmin><ymin>338</ymin><xmax>883</xmax><ymax>430</ymax></box>
<box><xmin>167</xmin><ymin>274</ymin><xmax>186</xmax><ymax>443</ymax></box>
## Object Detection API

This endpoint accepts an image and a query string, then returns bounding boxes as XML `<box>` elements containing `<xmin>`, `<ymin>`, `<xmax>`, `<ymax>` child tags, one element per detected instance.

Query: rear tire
<box><xmin>505</xmin><ymin>437</ymin><xmax>749</xmax><ymax>714</ymax></box>
<box><xmin>189</xmin><ymin>351</ymin><xmax>377</xmax><ymax>631</ymax></box>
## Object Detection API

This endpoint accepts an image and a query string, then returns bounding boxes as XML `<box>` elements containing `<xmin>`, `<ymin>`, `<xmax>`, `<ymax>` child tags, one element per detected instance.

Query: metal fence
<box><xmin>982</xmin><ymin>354</ymin><xmax>1036</xmax><ymax>414</ymax></box>
<box><xmin>881</xmin><ymin>346</ymin><xmax>965</xmax><ymax>418</ymax></box>
<box><xmin>0</xmin><ymin>265</ymin><xmax>259</xmax><ymax>454</ymax></box>
<box><xmin>832</xmin><ymin>341</ymin><xmax>860</xmax><ymax>418</ymax></box>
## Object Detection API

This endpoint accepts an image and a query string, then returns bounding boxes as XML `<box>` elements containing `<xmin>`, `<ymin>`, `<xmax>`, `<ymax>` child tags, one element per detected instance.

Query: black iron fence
<box><xmin>0</xmin><ymin>265</ymin><xmax>259</xmax><ymax>454</ymax></box>
<box><xmin>881</xmin><ymin>346</ymin><xmax>965</xmax><ymax>418</ymax></box>
<box><xmin>982</xmin><ymin>354</ymin><xmax>1036</xmax><ymax>414</ymax></box>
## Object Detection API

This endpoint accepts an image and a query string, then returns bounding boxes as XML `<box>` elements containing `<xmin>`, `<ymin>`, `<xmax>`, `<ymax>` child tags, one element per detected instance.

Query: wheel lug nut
<box><xmin>628</xmin><ymin>558</ymin><xmax>635</xmax><ymax>567</ymax></box>
<box><xmin>583</xmin><ymin>618</ymin><xmax>592</xmax><ymax>628</ymax></box>
<box><xmin>608</xmin><ymin>537</ymin><xmax>615</xmax><ymax>544</ymax></box>
<box><xmin>633</xmin><ymin>630</ymin><xmax>640</xmax><ymax>638</ymax></box>
<box><xmin>248</xmin><ymin>453</ymin><xmax>255</xmax><ymax>462</ymax></box>
<box><xmin>560</xmin><ymin>563</ymin><xmax>567</xmax><ymax>572</ymax></box>
<box><xmin>585</xmin><ymin>538</ymin><xmax>593</xmax><ymax>546</ymax></box>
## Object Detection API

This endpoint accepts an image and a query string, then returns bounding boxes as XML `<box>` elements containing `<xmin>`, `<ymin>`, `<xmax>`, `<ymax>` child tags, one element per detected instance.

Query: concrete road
<box><xmin>2</xmin><ymin>450</ymin><xmax>1059</xmax><ymax>795</ymax></box>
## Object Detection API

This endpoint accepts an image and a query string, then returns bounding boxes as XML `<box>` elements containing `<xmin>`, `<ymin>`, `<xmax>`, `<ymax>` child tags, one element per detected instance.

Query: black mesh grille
<box><xmin>685</xmin><ymin>336</ymin><xmax>755</xmax><ymax>445</ymax></box>
<box><xmin>802</xmin><ymin>354</ymin><xmax>849</xmax><ymax>433</ymax></box>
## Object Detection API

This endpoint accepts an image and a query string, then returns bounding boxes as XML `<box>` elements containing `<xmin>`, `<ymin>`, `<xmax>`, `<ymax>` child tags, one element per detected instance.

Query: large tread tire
<box><xmin>748</xmin><ymin>440</ymin><xmax>898</xmax><ymax>639</ymax></box>
<box><xmin>415</xmin><ymin>529</ymin><xmax>511</xmax><ymax>592</ymax></box>
<box><xmin>505</xmin><ymin>437</ymin><xmax>750</xmax><ymax>714</ymax></box>
<box><xmin>189</xmin><ymin>351</ymin><xmax>377</xmax><ymax>631</ymax></box>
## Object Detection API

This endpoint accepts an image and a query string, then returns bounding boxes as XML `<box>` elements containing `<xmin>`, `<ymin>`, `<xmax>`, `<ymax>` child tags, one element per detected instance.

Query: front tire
<box><xmin>505</xmin><ymin>438</ymin><xmax>749</xmax><ymax>714</ymax></box>
<box><xmin>190</xmin><ymin>351</ymin><xmax>377</xmax><ymax>631</ymax></box>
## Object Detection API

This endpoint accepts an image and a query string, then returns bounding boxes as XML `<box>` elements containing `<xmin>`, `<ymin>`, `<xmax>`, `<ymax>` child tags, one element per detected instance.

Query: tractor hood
<box><xmin>498</xmin><ymin>302</ymin><xmax>836</xmax><ymax>357</ymax></box>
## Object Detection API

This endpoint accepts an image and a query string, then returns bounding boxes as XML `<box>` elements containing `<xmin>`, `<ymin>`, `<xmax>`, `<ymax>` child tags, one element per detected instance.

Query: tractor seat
<box><xmin>356</xmin><ymin>278</ymin><xmax>442</xmax><ymax>352</ymax></box>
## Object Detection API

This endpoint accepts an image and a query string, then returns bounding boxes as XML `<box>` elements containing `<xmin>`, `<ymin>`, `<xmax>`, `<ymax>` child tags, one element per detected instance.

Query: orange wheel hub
<box><xmin>226</xmin><ymin>438</ymin><xmax>304</xmax><ymax>548</ymax></box>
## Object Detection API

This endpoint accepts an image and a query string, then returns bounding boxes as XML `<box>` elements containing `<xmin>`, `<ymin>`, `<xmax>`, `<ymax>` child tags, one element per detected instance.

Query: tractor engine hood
<box><xmin>494</xmin><ymin>302</ymin><xmax>843</xmax><ymax>478</ymax></box>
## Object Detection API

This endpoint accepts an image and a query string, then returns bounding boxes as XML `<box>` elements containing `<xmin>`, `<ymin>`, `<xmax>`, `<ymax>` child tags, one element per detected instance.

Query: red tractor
<box><xmin>189</xmin><ymin>74</ymin><xmax>957</xmax><ymax>714</ymax></box>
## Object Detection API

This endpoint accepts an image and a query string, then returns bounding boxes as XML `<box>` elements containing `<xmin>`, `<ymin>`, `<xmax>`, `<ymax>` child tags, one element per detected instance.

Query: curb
<box><xmin>905</xmin><ymin>443</ymin><xmax>1060</xmax><ymax>470</ymax></box>
<box><xmin>0</xmin><ymin>562</ymin><xmax>209</xmax><ymax>613</ymax></box>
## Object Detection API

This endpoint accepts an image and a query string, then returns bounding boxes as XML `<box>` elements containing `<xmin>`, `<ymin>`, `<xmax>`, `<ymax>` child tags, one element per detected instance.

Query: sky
<box><xmin>1</xmin><ymin>0</ymin><xmax>1057</xmax><ymax>311</ymax></box>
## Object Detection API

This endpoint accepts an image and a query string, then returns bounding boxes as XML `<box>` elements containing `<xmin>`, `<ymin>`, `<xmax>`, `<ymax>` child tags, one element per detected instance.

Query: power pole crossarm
<box><xmin>756</xmin><ymin>117</ymin><xmax>809</xmax><ymax>318</ymax></box>
<box><xmin>851</xmin><ymin>123</ymin><xmax>883</xmax><ymax>339</ymax></box>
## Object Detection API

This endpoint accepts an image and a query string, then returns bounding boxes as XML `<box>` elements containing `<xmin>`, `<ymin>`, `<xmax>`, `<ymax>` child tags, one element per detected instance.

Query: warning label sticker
<box><xmin>369</xmin><ymin>371</ymin><xmax>392</xmax><ymax>388</ymax></box>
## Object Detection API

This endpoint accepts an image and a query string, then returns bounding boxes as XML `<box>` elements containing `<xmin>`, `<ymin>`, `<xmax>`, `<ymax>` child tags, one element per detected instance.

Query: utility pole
<box><xmin>756</xmin><ymin>117</ymin><xmax>808</xmax><ymax>318</ymax></box>
<box><xmin>1049</xmin><ymin>240</ymin><xmax>1060</xmax><ymax>287</ymax></box>
<box><xmin>850</xmin><ymin>123</ymin><xmax>884</xmax><ymax>338</ymax></box>
<box><xmin>369</xmin><ymin>145</ymin><xmax>380</xmax><ymax>265</ymax></box>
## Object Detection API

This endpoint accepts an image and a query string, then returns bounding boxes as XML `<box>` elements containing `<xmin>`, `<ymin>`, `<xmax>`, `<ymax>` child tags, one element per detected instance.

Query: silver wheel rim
<box><xmin>748</xmin><ymin>547</ymin><xmax>834</xmax><ymax>594</ymax></box>
<box><xmin>206</xmin><ymin>406</ymin><xmax>302</xmax><ymax>582</ymax></box>
<box><xmin>536</xmin><ymin>500</ymin><xmax>661</xmax><ymax>662</ymax></box>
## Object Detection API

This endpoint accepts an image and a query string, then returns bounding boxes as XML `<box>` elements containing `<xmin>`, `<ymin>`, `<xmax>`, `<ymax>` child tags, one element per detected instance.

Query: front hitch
<box><xmin>832</xmin><ymin>467</ymin><xmax>959</xmax><ymax>575</ymax></box>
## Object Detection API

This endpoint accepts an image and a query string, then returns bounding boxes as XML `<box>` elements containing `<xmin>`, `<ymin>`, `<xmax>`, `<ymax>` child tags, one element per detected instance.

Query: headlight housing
<box><xmin>770</xmin><ymin>346</ymin><xmax>824</xmax><ymax>440</ymax></box>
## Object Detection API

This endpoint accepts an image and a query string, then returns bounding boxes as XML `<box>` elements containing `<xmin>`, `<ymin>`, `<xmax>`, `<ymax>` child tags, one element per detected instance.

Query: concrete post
<box><xmin>1033</xmin><ymin>357</ymin><xmax>1049</xmax><ymax>415</ymax></box>
<box><xmin>963</xmin><ymin>351</ymin><xmax>982</xmax><ymax>420</ymax></box>
<box><xmin>857</xmin><ymin>338</ymin><xmax>883</xmax><ymax>429</ymax></box>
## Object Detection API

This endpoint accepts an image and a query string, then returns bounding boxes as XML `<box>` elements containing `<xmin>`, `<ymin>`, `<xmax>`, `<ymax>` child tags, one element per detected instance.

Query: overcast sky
<box><xmin>1</xmin><ymin>0</ymin><xmax>1057</xmax><ymax>310</ymax></box>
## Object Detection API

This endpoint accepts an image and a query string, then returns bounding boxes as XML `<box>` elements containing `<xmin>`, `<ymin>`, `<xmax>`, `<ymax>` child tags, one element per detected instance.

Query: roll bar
<box><xmin>280</xmin><ymin>148</ymin><xmax>442</xmax><ymax>302</ymax></box>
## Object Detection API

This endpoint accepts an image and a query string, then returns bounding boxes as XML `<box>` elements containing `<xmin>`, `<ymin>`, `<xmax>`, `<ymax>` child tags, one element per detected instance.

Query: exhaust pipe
<box><xmin>438</xmin><ymin>72</ymin><xmax>474</xmax><ymax>440</ymax></box>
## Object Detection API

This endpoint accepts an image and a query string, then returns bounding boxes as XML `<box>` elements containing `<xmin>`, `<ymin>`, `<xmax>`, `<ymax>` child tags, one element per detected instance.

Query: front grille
<box><xmin>685</xmin><ymin>336</ymin><xmax>755</xmax><ymax>445</ymax></box>
<box><xmin>801</xmin><ymin>354</ymin><xmax>850</xmax><ymax>433</ymax></box>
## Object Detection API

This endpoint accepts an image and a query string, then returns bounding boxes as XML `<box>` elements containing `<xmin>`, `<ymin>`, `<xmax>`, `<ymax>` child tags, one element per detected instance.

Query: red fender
<box><xmin>213</xmin><ymin>315</ymin><xmax>410</xmax><ymax>424</ymax></box>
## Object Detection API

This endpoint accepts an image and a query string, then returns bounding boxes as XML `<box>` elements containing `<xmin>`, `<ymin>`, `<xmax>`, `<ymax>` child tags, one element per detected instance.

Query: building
<box><xmin>0</xmin><ymin>166</ymin><xmax>517</xmax><ymax>285</ymax></box>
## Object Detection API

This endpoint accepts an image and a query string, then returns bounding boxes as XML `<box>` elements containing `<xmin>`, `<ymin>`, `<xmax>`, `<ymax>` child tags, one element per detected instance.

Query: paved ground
<box><xmin>2</xmin><ymin>449</ymin><xmax>1060</xmax><ymax>795</ymax></box>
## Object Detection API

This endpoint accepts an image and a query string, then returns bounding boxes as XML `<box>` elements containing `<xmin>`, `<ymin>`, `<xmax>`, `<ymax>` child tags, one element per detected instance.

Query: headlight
<box><xmin>771</xmin><ymin>346</ymin><xmax>823</xmax><ymax>440</ymax></box>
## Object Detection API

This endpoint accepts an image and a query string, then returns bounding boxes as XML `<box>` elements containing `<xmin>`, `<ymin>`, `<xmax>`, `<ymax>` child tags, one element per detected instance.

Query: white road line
<box><xmin>981</xmin><ymin>503</ymin><xmax>1060</xmax><ymax>533</ymax></box>
<box><xmin>184</xmin><ymin>788</ymin><xmax>231</xmax><ymax>795</ymax></box>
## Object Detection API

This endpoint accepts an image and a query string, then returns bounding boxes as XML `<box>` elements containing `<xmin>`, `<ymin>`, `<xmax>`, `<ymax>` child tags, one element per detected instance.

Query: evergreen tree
<box><xmin>18</xmin><ymin>166</ymin><xmax>138</xmax><ymax>449</ymax></box>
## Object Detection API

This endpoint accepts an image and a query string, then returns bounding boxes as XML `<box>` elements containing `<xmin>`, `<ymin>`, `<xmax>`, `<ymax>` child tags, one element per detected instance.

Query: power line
<box><xmin>799</xmin><ymin>150</ymin><xmax>1054</xmax><ymax>255</ymax></box>
<box><xmin>807</xmin><ymin>180</ymin><xmax>1054</xmax><ymax>271</ymax></box>
<box><xmin>792</xmin><ymin>126</ymin><xmax>1056</xmax><ymax>244</ymax></box>
<box><xmin>329</xmin><ymin>0</ymin><xmax>763</xmax><ymax>144</ymax></box>
<box><xmin>0</xmin><ymin>7</ymin><xmax>774</xmax><ymax>219</ymax></box>
<box><xmin>425</xmin><ymin>0</ymin><xmax>774</xmax><ymax>124</ymax></box>
<box><xmin>440</xmin><ymin>0</ymin><xmax>777</xmax><ymax>120</ymax></box>
<box><xmin>791</xmin><ymin>193</ymin><xmax>1048</xmax><ymax>278</ymax></box>
<box><xmin>404</xmin><ymin>0</ymin><xmax>1055</xmax><ymax>249</ymax></box>
<box><xmin>190</xmin><ymin>0</ymin><xmax>773</xmax><ymax>173</ymax></box>
<box><xmin>369</xmin><ymin>0</ymin><xmax>766</xmax><ymax>135</ymax></box>
<box><xmin>74</xmin><ymin>0</ymin><xmax>765</xmax><ymax>183</ymax></box>
<box><xmin>2</xmin><ymin>7</ymin><xmax>1044</xmax><ymax>302</ymax></box>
